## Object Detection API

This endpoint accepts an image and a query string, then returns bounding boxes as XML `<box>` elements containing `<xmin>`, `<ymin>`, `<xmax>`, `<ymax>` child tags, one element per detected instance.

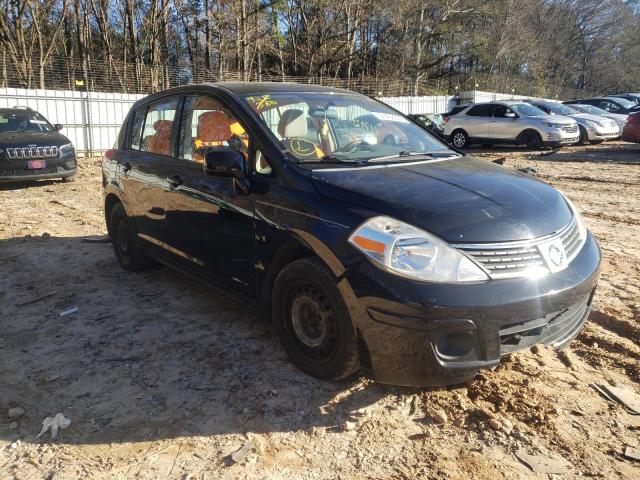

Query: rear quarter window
<box><xmin>129</xmin><ymin>108</ymin><xmax>146</xmax><ymax>150</ymax></box>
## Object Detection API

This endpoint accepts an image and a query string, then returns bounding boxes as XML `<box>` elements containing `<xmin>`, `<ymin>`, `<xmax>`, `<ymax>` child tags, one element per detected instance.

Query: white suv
<box><xmin>443</xmin><ymin>101</ymin><xmax>580</xmax><ymax>149</ymax></box>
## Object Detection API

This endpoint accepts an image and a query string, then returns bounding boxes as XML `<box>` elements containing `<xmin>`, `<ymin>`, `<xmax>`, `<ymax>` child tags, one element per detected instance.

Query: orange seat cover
<box><xmin>146</xmin><ymin>120</ymin><xmax>173</xmax><ymax>155</ymax></box>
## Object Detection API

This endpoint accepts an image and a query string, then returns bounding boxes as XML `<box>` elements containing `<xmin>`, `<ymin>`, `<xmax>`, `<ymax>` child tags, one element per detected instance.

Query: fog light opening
<box><xmin>435</xmin><ymin>332</ymin><xmax>475</xmax><ymax>359</ymax></box>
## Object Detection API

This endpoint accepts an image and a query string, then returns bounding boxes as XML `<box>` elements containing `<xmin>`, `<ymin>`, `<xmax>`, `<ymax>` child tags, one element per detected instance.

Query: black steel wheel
<box><xmin>272</xmin><ymin>258</ymin><xmax>360</xmax><ymax>380</ymax></box>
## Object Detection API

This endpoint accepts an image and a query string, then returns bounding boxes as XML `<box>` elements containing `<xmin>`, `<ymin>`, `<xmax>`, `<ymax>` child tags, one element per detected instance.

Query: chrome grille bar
<box><xmin>6</xmin><ymin>146</ymin><xmax>59</xmax><ymax>159</ymax></box>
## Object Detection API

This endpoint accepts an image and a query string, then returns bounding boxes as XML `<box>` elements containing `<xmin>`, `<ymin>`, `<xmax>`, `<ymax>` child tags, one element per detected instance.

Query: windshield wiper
<box><xmin>297</xmin><ymin>154</ymin><xmax>361</xmax><ymax>165</ymax></box>
<box><xmin>366</xmin><ymin>151</ymin><xmax>456</xmax><ymax>163</ymax></box>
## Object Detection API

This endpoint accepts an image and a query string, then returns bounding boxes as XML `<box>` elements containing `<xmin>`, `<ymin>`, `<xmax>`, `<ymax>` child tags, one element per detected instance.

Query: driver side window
<box><xmin>178</xmin><ymin>96</ymin><xmax>250</xmax><ymax>164</ymax></box>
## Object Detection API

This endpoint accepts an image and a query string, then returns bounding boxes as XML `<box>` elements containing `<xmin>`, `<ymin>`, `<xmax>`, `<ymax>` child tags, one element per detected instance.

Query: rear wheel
<box><xmin>272</xmin><ymin>258</ymin><xmax>360</xmax><ymax>381</ymax></box>
<box><xmin>520</xmin><ymin>130</ymin><xmax>543</xmax><ymax>149</ymax></box>
<box><xmin>109</xmin><ymin>203</ymin><xmax>155</xmax><ymax>271</ymax></box>
<box><xmin>451</xmin><ymin>129</ymin><xmax>469</xmax><ymax>148</ymax></box>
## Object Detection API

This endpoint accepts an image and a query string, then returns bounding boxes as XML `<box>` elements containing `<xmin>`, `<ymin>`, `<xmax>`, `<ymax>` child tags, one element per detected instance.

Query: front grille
<box><xmin>499</xmin><ymin>293</ymin><xmax>592</xmax><ymax>353</ymax></box>
<box><xmin>5</xmin><ymin>146</ymin><xmax>59</xmax><ymax>159</ymax></box>
<box><xmin>1</xmin><ymin>166</ymin><xmax>58</xmax><ymax>177</ymax></box>
<box><xmin>562</xmin><ymin>124</ymin><xmax>578</xmax><ymax>134</ymax></box>
<box><xmin>457</xmin><ymin>217</ymin><xmax>583</xmax><ymax>279</ymax></box>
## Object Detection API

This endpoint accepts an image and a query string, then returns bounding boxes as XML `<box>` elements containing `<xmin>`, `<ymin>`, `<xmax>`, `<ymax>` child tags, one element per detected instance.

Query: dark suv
<box><xmin>103</xmin><ymin>83</ymin><xmax>601</xmax><ymax>387</ymax></box>
<box><xmin>0</xmin><ymin>107</ymin><xmax>77</xmax><ymax>183</ymax></box>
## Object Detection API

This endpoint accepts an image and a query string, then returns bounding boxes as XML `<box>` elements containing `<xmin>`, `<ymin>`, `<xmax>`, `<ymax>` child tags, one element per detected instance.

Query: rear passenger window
<box><xmin>129</xmin><ymin>108</ymin><xmax>146</xmax><ymax>150</ymax></box>
<box><xmin>140</xmin><ymin>99</ymin><xmax>179</xmax><ymax>156</ymax></box>
<box><xmin>466</xmin><ymin>105</ymin><xmax>494</xmax><ymax>117</ymax></box>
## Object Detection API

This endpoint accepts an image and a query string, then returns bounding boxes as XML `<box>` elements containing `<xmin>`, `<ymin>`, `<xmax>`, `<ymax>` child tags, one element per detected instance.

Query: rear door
<box><xmin>118</xmin><ymin>97</ymin><xmax>180</xmax><ymax>255</ymax></box>
<box><xmin>462</xmin><ymin>104</ymin><xmax>493</xmax><ymax>138</ymax></box>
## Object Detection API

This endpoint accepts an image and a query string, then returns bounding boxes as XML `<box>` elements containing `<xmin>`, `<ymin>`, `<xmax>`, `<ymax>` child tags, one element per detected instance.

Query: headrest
<box><xmin>277</xmin><ymin>109</ymin><xmax>307</xmax><ymax>138</ymax></box>
<box><xmin>153</xmin><ymin>120</ymin><xmax>173</xmax><ymax>136</ymax></box>
<box><xmin>198</xmin><ymin>111</ymin><xmax>232</xmax><ymax>142</ymax></box>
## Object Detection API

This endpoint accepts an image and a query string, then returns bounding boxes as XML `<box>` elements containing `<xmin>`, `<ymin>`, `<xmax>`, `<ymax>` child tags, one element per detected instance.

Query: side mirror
<box><xmin>54</xmin><ymin>124</ymin><xmax>64</xmax><ymax>131</ymax></box>
<box><xmin>504</xmin><ymin>112</ymin><xmax>516</xmax><ymax>119</ymax></box>
<box><xmin>204</xmin><ymin>148</ymin><xmax>246</xmax><ymax>179</ymax></box>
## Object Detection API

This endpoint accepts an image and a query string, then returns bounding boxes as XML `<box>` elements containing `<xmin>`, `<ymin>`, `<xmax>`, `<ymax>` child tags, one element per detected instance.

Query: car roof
<box><xmin>130</xmin><ymin>82</ymin><xmax>361</xmax><ymax>110</ymax></box>
<box><xmin>0</xmin><ymin>107</ymin><xmax>36</xmax><ymax>114</ymax></box>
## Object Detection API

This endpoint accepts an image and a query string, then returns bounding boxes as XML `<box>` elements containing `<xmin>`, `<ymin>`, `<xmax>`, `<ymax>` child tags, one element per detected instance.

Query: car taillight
<box><xmin>443</xmin><ymin>116</ymin><xmax>450</xmax><ymax>123</ymax></box>
<box><xmin>103</xmin><ymin>149</ymin><xmax>117</xmax><ymax>160</ymax></box>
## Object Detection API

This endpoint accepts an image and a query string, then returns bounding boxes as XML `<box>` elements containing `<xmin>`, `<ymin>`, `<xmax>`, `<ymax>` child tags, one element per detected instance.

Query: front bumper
<box><xmin>587</xmin><ymin>126</ymin><xmax>620</xmax><ymax>141</ymax></box>
<box><xmin>543</xmin><ymin>130</ymin><xmax>579</xmax><ymax>146</ymax></box>
<box><xmin>342</xmin><ymin>232</ymin><xmax>601</xmax><ymax>387</ymax></box>
<box><xmin>0</xmin><ymin>155</ymin><xmax>76</xmax><ymax>182</ymax></box>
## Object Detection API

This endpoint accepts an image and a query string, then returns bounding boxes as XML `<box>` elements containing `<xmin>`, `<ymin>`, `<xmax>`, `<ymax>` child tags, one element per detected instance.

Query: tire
<box><xmin>109</xmin><ymin>202</ymin><xmax>155</xmax><ymax>271</ymax></box>
<box><xmin>272</xmin><ymin>258</ymin><xmax>360</xmax><ymax>381</ymax></box>
<box><xmin>451</xmin><ymin>129</ymin><xmax>469</xmax><ymax>148</ymax></box>
<box><xmin>578</xmin><ymin>126</ymin><xmax>588</xmax><ymax>145</ymax></box>
<box><xmin>62</xmin><ymin>175</ymin><xmax>77</xmax><ymax>183</ymax></box>
<box><xmin>590</xmin><ymin>140</ymin><xmax>604</xmax><ymax>145</ymax></box>
<box><xmin>520</xmin><ymin>130</ymin><xmax>543</xmax><ymax>149</ymax></box>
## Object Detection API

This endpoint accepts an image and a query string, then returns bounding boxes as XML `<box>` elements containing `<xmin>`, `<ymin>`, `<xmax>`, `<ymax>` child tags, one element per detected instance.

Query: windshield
<box><xmin>0</xmin><ymin>110</ymin><xmax>54</xmax><ymax>134</ymax></box>
<box><xmin>509</xmin><ymin>103</ymin><xmax>547</xmax><ymax>117</ymax></box>
<box><xmin>572</xmin><ymin>104</ymin><xmax>610</xmax><ymax>116</ymax></box>
<box><xmin>607</xmin><ymin>97</ymin><xmax>635</xmax><ymax>108</ymax></box>
<box><xmin>242</xmin><ymin>92</ymin><xmax>452</xmax><ymax>163</ymax></box>
<box><xmin>544</xmin><ymin>103</ymin><xmax>578</xmax><ymax>115</ymax></box>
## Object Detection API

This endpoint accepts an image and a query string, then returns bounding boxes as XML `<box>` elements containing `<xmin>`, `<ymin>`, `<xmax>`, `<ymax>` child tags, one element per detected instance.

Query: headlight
<box><xmin>59</xmin><ymin>143</ymin><xmax>75</xmax><ymax>156</ymax></box>
<box><xmin>542</xmin><ymin>121</ymin><xmax>564</xmax><ymax>129</ymax></box>
<box><xmin>561</xmin><ymin>194</ymin><xmax>587</xmax><ymax>243</ymax></box>
<box><xmin>585</xmin><ymin>120</ymin><xmax>602</xmax><ymax>128</ymax></box>
<box><xmin>348</xmin><ymin>216</ymin><xmax>488</xmax><ymax>283</ymax></box>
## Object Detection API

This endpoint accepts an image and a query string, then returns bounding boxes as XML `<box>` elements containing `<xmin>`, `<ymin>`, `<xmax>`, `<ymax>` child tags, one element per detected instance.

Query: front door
<box><xmin>488</xmin><ymin>105</ymin><xmax>521</xmax><ymax>140</ymax></box>
<box><xmin>165</xmin><ymin>95</ymin><xmax>255</xmax><ymax>294</ymax></box>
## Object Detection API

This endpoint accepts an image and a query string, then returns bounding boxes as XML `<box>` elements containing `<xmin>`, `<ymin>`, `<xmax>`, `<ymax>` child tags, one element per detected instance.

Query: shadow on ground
<box><xmin>0</xmin><ymin>234</ymin><xmax>411</xmax><ymax>446</ymax></box>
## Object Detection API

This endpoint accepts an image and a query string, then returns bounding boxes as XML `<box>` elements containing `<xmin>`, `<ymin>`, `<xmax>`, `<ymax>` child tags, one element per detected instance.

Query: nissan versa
<box><xmin>102</xmin><ymin>83</ymin><xmax>601</xmax><ymax>387</ymax></box>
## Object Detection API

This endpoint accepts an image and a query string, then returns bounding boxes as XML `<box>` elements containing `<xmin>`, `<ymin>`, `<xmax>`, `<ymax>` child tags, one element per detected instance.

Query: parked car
<box><xmin>565</xmin><ymin>97</ymin><xmax>640</xmax><ymax>115</ymax></box>
<box><xmin>607</xmin><ymin>93</ymin><xmax>640</xmax><ymax>105</ymax></box>
<box><xmin>0</xmin><ymin>106</ymin><xmax>76</xmax><ymax>183</ymax></box>
<box><xmin>621</xmin><ymin>112</ymin><xmax>640</xmax><ymax>143</ymax></box>
<box><xmin>103</xmin><ymin>83</ymin><xmax>600</xmax><ymax>387</ymax></box>
<box><xmin>526</xmin><ymin>100</ymin><xmax>619</xmax><ymax>144</ymax></box>
<box><xmin>408</xmin><ymin>113</ymin><xmax>446</xmax><ymax>139</ymax></box>
<box><xmin>443</xmin><ymin>101</ymin><xmax>579</xmax><ymax>149</ymax></box>
<box><xmin>566</xmin><ymin>103</ymin><xmax>628</xmax><ymax>134</ymax></box>
<box><xmin>353</xmin><ymin>113</ymin><xmax>409</xmax><ymax>145</ymax></box>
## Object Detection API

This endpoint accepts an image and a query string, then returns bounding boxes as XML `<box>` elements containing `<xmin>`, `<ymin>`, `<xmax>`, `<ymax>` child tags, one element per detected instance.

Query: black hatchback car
<box><xmin>0</xmin><ymin>107</ymin><xmax>77</xmax><ymax>183</ymax></box>
<box><xmin>103</xmin><ymin>83</ymin><xmax>601</xmax><ymax>386</ymax></box>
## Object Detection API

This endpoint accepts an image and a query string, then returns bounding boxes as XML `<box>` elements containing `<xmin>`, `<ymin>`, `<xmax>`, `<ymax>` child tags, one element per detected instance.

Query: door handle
<box><xmin>167</xmin><ymin>175</ymin><xmax>183</xmax><ymax>189</ymax></box>
<box><xmin>122</xmin><ymin>162</ymin><xmax>132</xmax><ymax>173</ymax></box>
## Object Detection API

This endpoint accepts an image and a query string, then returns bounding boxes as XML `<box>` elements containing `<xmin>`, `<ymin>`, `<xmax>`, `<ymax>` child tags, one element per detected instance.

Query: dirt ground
<box><xmin>1</xmin><ymin>141</ymin><xmax>639</xmax><ymax>479</ymax></box>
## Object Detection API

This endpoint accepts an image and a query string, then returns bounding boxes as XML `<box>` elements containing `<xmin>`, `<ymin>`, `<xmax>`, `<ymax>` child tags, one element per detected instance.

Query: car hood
<box><xmin>531</xmin><ymin>114</ymin><xmax>575</xmax><ymax>125</ymax></box>
<box><xmin>311</xmin><ymin>156</ymin><xmax>573</xmax><ymax>243</ymax></box>
<box><xmin>571</xmin><ymin>113</ymin><xmax>617</xmax><ymax>125</ymax></box>
<box><xmin>0</xmin><ymin>130</ymin><xmax>69</xmax><ymax>147</ymax></box>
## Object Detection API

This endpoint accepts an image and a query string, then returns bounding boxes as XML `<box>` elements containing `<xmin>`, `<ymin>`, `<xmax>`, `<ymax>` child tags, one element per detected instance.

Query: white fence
<box><xmin>0</xmin><ymin>88</ymin><xmax>143</xmax><ymax>155</ymax></box>
<box><xmin>377</xmin><ymin>95</ymin><xmax>458</xmax><ymax>115</ymax></box>
<box><xmin>0</xmin><ymin>87</ymin><xmax>561</xmax><ymax>155</ymax></box>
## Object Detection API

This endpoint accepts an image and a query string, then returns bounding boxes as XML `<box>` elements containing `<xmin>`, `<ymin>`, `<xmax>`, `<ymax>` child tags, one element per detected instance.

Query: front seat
<box><xmin>277</xmin><ymin>109</ymin><xmax>323</xmax><ymax>159</ymax></box>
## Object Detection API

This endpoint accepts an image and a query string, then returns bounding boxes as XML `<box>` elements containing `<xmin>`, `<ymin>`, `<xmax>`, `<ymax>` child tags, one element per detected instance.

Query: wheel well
<box><xmin>451</xmin><ymin>128</ymin><xmax>467</xmax><ymax>136</ymax></box>
<box><xmin>104</xmin><ymin>194</ymin><xmax>121</xmax><ymax>236</ymax></box>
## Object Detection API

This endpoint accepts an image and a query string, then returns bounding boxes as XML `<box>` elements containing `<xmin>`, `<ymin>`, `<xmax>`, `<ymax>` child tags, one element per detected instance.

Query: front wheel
<box><xmin>578</xmin><ymin>126</ymin><xmax>589</xmax><ymax>145</ymax></box>
<box><xmin>520</xmin><ymin>130</ymin><xmax>543</xmax><ymax>149</ymax></box>
<box><xmin>272</xmin><ymin>258</ymin><xmax>360</xmax><ymax>381</ymax></box>
<box><xmin>62</xmin><ymin>174</ymin><xmax>76</xmax><ymax>183</ymax></box>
